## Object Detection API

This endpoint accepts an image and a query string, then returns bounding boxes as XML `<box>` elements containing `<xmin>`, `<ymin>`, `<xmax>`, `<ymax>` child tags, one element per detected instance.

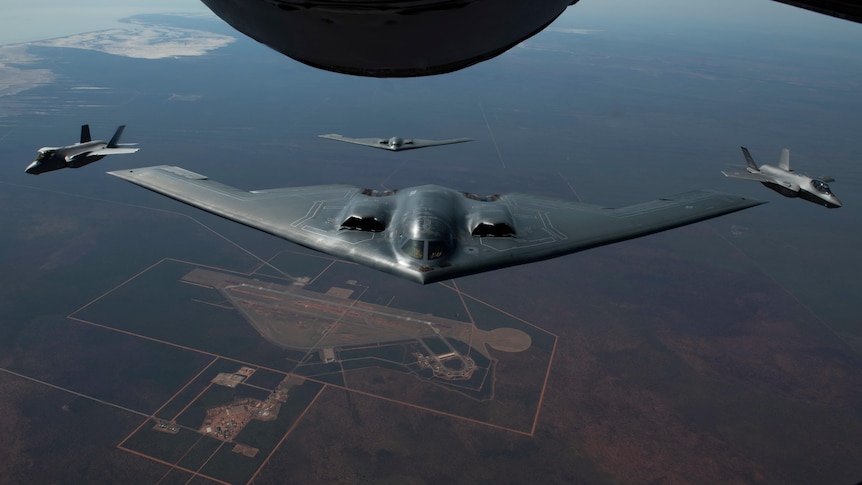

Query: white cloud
<box><xmin>32</xmin><ymin>26</ymin><xmax>235</xmax><ymax>59</ymax></box>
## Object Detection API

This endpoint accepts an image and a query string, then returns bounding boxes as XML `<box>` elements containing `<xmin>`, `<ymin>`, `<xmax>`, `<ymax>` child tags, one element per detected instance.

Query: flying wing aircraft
<box><xmin>319</xmin><ymin>134</ymin><xmax>473</xmax><ymax>151</ymax></box>
<box><xmin>722</xmin><ymin>147</ymin><xmax>841</xmax><ymax>208</ymax></box>
<box><xmin>108</xmin><ymin>165</ymin><xmax>763</xmax><ymax>284</ymax></box>
<box><xmin>25</xmin><ymin>125</ymin><xmax>139</xmax><ymax>175</ymax></box>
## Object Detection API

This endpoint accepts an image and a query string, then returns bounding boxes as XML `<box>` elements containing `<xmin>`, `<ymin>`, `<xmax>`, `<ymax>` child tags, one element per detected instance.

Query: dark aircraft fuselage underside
<box><xmin>200</xmin><ymin>0</ymin><xmax>577</xmax><ymax>77</ymax></box>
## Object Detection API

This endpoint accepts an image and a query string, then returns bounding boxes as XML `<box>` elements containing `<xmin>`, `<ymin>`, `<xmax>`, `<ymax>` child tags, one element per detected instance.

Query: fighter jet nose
<box><xmin>25</xmin><ymin>161</ymin><xmax>40</xmax><ymax>174</ymax></box>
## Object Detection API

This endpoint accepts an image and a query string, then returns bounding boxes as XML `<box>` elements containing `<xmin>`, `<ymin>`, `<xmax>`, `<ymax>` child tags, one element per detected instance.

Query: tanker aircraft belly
<box><xmin>108</xmin><ymin>166</ymin><xmax>764</xmax><ymax>284</ymax></box>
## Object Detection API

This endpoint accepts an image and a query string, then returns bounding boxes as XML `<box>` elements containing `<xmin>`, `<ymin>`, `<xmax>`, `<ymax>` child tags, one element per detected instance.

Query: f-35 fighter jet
<box><xmin>25</xmin><ymin>124</ymin><xmax>138</xmax><ymax>175</ymax></box>
<box><xmin>319</xmin><ymin>134</ymin><xmax>473</xmax><ymax>151</ymax></box>
<box><xmin>723</xmin><ymin>147</ymin><xmax>841</xmax><ymax>208</ymax></box>
<box><xmin>109</xmin><ymin>165</ymin><xmax>763</xmax><ymax>284</ymax></box>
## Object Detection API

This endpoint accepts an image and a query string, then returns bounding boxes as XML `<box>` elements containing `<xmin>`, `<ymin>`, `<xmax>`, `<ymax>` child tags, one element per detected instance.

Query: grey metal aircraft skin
<box><xmin>723</xmin><ymin>147</ymin><xmax>841</xmax><ymax>208</ymax></box>
<box><xmin>25</xmin><ymin>125</ymin><xmax>138</xmax><ymax>175</ymax></box>
<box><xmin>319</xmin><ymin>134</ymin><xmax>473</xmax><ymax>152</ymax></box>
<box><xmin>108</xmin><ymin>165</ymin><xmax>763</xmax><ymax>284</ymax></box>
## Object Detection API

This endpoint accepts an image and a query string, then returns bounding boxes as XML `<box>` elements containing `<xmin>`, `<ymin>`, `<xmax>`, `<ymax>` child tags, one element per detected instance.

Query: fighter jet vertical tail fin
<box><xmin>80</xmin><ymin>125</ymin><xmax>92</xmax><ymax>143</ymax></box>
<box><xmin>779</xmin><ymin>148</ymin><xmax>791</xmax><ymax>171</ymax></box>
<box><xmin>740</xmin><ymin>146</ymin><xmax>759</xmax><ymax>171</ymax></box>
<box><xmin>107</xmin><ymin>125</ymin><xmax>127</xmax><ymax>148</ymax></box>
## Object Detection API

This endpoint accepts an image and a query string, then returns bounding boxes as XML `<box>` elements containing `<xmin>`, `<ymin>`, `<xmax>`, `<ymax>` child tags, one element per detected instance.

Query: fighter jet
<box><xmin>319</xmin><ymin>134</ymin><xmax>473</xmax><ymax>152</ymax></box>
<box><xmin>722</xmin><ymin>147</ymin><xmax>841</xmax><ymax>208</ymax></box>
<box><xmin>108</xmin><ymin>165</ymin><xmax>763</xmax><ymax>284</ymax></box>
<box><xmin>25</xmin><ymin>124</ymin><xmax>138</xmax><ymax>175</ymax></box>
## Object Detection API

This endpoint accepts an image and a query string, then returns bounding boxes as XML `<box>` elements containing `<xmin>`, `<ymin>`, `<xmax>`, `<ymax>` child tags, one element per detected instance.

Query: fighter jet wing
<box><xmin>90</xmin><ymin>147</ymin><xmax>140</xmax><ymax>156</ymax></box>
<box><xmin>109</xmin><ymin>165</ymin><xmax>763</xmax><ymax>284</ymax></box>
<box><xmin>721</xmin><ymin>170</ymin><xmax>771</xmax><ymax>182</ymax></box>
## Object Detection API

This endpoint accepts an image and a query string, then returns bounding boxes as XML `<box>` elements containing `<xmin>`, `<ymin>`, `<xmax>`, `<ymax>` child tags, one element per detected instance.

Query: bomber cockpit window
<box><xmin>811</xmin><ymin>179</ymin><xmax>832</xmax><ymax>194</ymax></box>
<box><xmin>403</xmin><ymin>239</ymin><xmax>424</xmax><ymax>260</ymax></box>
<box><xmin>401</xmin><ymin>239</ymin><xmax>451</xmax><ymax>261</ymax></box>
<box><xmin>428</xmin><ymin>240</ymin><xmax>447</xmax><ymax>260</ymax></box>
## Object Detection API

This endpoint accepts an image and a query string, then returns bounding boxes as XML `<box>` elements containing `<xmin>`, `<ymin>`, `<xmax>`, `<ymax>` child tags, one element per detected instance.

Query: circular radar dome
<box><xmin>201</xmin><ymin>0</ymin><xmax>579</xmax><ymax>77</ymax></box>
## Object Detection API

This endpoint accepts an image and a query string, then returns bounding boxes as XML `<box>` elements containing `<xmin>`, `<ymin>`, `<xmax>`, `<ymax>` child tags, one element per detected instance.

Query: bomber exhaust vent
<box><xmin>471</xmin><ymin>222</ymin><xmax>515</xmax><ymax>237</ymax></box>
<box><xmin>340</xmin><ymin>216</ymin><xmax>385</xmax><ymax>232</ymax></box>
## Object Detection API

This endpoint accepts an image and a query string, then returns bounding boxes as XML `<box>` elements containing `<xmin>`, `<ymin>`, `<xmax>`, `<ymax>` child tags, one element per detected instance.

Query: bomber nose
<box><xmin>25</xmin><ymin>161</ymin><xmax>40</xmax><ymax>174</ymax></box>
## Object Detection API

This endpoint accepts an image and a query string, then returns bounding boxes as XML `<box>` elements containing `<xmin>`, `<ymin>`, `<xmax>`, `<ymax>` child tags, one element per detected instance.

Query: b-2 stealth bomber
<box><xmin>109</xmin><ymin>165</ymin><xmax>763</xmax><ymax>284</ymax></box>
<box><xmin>723</xmin><ymin>147</ymin><xmax>841</xmax><ymax>208</ymax></box>
<box><xmin>25</xmin><ymin>124</ymin><xmax>138</xmax><ymax>175</ymax></box>
<box><xmin>319</xmin><ymin>134</ymin><xmax>473</xmax><ymax>151</ymax></box>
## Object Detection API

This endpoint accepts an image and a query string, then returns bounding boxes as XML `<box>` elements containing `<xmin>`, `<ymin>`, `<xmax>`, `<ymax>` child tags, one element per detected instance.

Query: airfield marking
<box><xmin>69</xmin><ymin>256</ymin><xmax>266</xmax><ymax>322</ymax></box>
<box><xmin>449</xmin><ymin>279</ymin><xmax>478</xmax><ymax>356</ymax></box>
<box><xmin>0</xmin><ymin>366</ymin><xmax>150</xmax><ymax>418</ymax></box>
<box><xmin>62</xmin><ymin>256</ymin><xmax>551</xmax><ymax>479</ymax></box>
<box><xmin>239</xmin><ymin>381</ymin><xmax>273</xmax><ymax>393</ymax></box>
<box><xmin>66</xmin><ymin>315</ymin><xmax>295</xmax><ymax>378</ymax></box>
<box><xmin>66</xmin><ymin>257</ymin><xmax>553</xmax><ymax>431</ymax></box>
<box><xmin>141</xmin><ymin>356</ymin><xmax>218</xmax><ymax>419</ymax></box>
<box><xmin>442</xmin><ymin>284</ymin><xmax>561</xmax><ymax>336</ymax></box>
<box><xmin>0</xmin><ymin>366</ymin><xmax>228</xmax><ymax>483</ymax></box>
<box><xmin>153</xmin><ymin>434</ymin><xmax>207</xmax><ymax>485</ymax></box>
<box><xmin>557</xmin><ymin>171</ymin><xmax>583</xmax><ymax>202</ymax></box>
<box><xmin>181</xmin><ymin>280</ymin><xmax>213</xmax><ymax>289</ymax></box>
<box><xmin>439</xmin><ymin>280</ymin><xmax>559</xmax><ymax>434</ymax></box>
<box><xmin>278</xmin><ymin>280</ymin><xmax>372</xmax><ymax>378</ymax></box>
<box><xmin>307</xmin><ymin>259</ymin><xmax>337</xmax><ymax>285</ymax></box>
<box><xmin>117</xmin><ymin>445</ymin><xmax>230</xmax><ymax>485</ymax></box>
<box><xmin>186</xmin><ymin>440</ymin><xmax>227</xmax><ymax>485</ymax></box>
<box><xmin>378</xmin><ymin>161</ymin><xmax>405</xmax><ymax>190</ymax></box>
<box><xmin>171</xmin><ymin>382</ymin><xmax>215</xmax><ymax>423</ymax></box>
<box><xmin>479</xmin><ymin>102</ymin><xmax>506</xmax><ymax>169</ymax></box>
<box><xmin>72</xmin><ymin>259</ymin><xmax>165</xmax><ymax>315</ymax></box>
<box><xmin>0</xmin><ymin>362</ymin><xmax>229</xmax><ymax>483</ymax></box>
<box><xmin>449</xmin><ymin>280</ymin><xmax>477</xmax><ymax>326</ymax></box>
<box><xmin>709</xmin><ymin>225</ymin><xmax>860</xmax><ymax>358</ymax></box>
<box><xmin>190</xmin><ymin>298</ymin><xmax>235</xmax><ymax>310</ymax></box>
<box><xmin>116</xmin><ymin>357</ymin><xmax>219</xmax><ymax>449</ymax></box>
<box><xmin>531</xmin><ymin>336</ymin><xmax>558</xmax><ymax>437</ymax></box>
<box><xmin>328</xmin><ymin>382</ymin><xmax>533</xmax><ymax>436</ymax></box>
<box><xmin>247</xmin><ymin>385</ymin><xmax>326</xmax><ymax>485</ymax></box>
<box><xmin>74</xmin><ymin>263</ymin><xmax>545</xmax><ymax>432</ymax></box>
<box><xmin>250</xmin><ymin>259</ymin><xmax>269</xmax><ymax>276</ymax></box>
